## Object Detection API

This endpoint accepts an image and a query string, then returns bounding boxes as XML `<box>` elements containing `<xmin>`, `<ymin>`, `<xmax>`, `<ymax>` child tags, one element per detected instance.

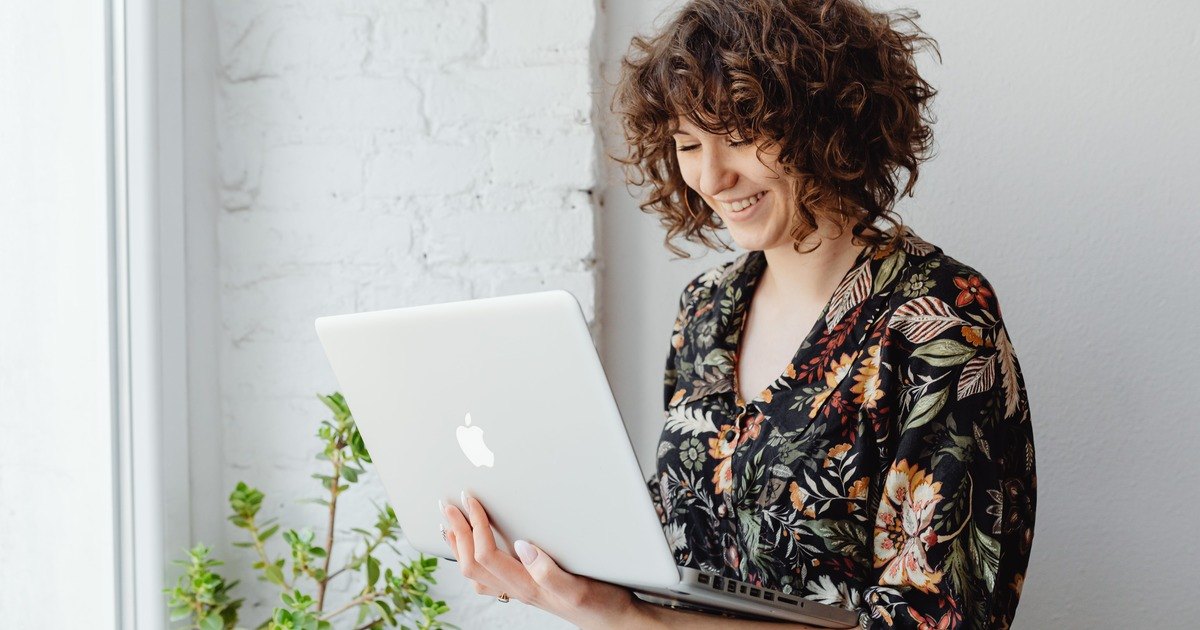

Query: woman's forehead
<box><xmin>672</xmin><ymin>118</ymin><xmax>697</xmax><ymax>135</ymax></box>
<box><xmin>672</xmin><ymin>116</ymin><xmax>731</xmax><ymax>136</ymax></box>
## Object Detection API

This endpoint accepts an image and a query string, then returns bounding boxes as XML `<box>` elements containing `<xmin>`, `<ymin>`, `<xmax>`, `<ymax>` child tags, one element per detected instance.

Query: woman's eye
<box><xmin>675</xmin><ymin>138</ymin><xmax>752</xmax><ymax>153</ymax></box>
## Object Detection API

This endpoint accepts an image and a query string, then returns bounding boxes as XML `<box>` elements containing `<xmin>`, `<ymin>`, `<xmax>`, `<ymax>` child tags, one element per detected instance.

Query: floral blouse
<box><xmin>647</xmin><ymin>226</ymin><xmax>1036</xmax><ymax>629</ymax></box>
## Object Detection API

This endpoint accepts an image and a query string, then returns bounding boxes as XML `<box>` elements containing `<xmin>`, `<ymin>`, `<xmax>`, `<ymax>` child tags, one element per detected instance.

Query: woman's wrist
<box><xmin>613</xmin><ymin>599</ymin><xmax>666</xmax><ymax>629</ymax></box>
<box><xmin>572</xmin><ymin>591</ymin><xmax>663</xmax><ymax>630</ymax></box>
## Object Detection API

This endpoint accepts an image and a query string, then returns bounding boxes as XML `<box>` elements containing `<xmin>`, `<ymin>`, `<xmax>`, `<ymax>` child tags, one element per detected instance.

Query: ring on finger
<box><xmin>497</xmin><ymin>592</ymin><xmax>510</xmax><ymax>603</ymax></box>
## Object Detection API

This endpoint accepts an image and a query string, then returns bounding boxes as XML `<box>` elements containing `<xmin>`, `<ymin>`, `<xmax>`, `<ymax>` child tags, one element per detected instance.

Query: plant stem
<box><xmin>323</xmin><ymin>553</ymin><xmax>357</xmax><ymax>585</ymax></box>
<box><xmin>316</xmin><ymin>439</ymin><xmax>345</xmax><ymax>612</ymax></box>
<box><xmin>325</xmin><ymin>565</ymin><xmax>348</xmax><ymax>583</ymax></box>
<box><xmin>319</xmin><ymin>589</ymin><xmax>381</xmax><ymax>621</ymax></box>
<box><xmin>327</xmin><ymin>521</ymin><xmax>390</xmax><ymax>583</ymax></box>
<box><xmin>247</xmin><ymin>515</ymin><xmax>293</xmax><ymax>593</ymax></box>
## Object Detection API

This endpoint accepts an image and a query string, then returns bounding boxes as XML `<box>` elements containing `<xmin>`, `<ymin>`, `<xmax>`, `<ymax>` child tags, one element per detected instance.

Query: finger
<box><xmin>443</xmin><ymin>502</ymin><xmax>505</xmax><ymax>589</ymax></box>
<box><xmin>513</xmin><ymin>539</ymin><xmax>589</xmax><ymax>609</ymax></box>
<box><xmin>463</xmin><ymin>493</ymin><xmax>542</xmax><ymax>604</ymax></box>
<box><xmin>447</xmin><ymin>531</ymin><xmax>508</xmax><ymax>599</ymax></box>
<box><xmin>471</xmin><ymin>579</ymin><xmax>503</xmax><ymax>598</ymax></box>
<box><xmin>445</xmin><ymin>528</ymin><xmax>457</xmax><ymax>559</ymax></box>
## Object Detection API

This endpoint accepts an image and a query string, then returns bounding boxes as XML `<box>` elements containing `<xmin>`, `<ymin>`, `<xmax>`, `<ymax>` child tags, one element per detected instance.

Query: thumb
<box><xmin>514</xmin><ymin>539</ymin><xmax>582</xmax><ymax>597</ymax></box>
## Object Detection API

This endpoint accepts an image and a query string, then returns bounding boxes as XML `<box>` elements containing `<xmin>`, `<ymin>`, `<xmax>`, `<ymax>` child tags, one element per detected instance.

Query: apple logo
<box><xmin>456</xmin><ymin>412</ymin><xmax>495</xmax><ymax>468</ymax></box>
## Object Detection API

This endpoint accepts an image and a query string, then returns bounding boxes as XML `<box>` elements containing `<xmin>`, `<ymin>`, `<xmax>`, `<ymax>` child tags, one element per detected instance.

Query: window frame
<box><xmin>108</xmin><ymin>0</ymin><xmax>190</xmax><ymax>627</ymax></box>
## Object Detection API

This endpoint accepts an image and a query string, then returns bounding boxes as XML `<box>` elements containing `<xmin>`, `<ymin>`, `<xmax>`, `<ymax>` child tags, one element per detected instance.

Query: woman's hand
<box><xmin>440</xmin><ymin>492</ymin><xmax>656</xmax><ymax>629</ymax></box>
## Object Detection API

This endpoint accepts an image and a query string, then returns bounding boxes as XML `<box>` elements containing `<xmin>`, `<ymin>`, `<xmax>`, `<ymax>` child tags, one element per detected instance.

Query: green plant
<box><xmin>166</xmin><ymin>393</ymin><xmax>453</xmax><ymax>630</ymax></box>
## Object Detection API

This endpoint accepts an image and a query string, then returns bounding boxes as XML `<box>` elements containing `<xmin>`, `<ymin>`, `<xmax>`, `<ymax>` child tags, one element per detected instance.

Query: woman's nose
<box><xmin>697</xmin><ymin>151</ymin><xmax>738</xmax><ymax>199</ymax></box>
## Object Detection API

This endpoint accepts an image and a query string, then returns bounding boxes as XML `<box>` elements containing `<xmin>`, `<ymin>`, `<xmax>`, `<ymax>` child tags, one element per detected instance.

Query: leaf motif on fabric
<box><xmin>972</xmin><ymin>422</ymin><xmax>991</xmax><ymax>460</ymax></box>
<box><xmin>686</xmin><ymin>365</ymin><xmax>731</xmax><ymax>402</ymax></box>
<box><xmin>911</xmin><ymin>338</ymin><xmax>977</xmax><ymax>367</ymax></box>
<box><xmin>698</xmin><ymin>347</ymin><xmax>734</xmax><ymax>372</ymax></box>
<box><xmin>826</xmin><ymin>259</ymin><xmax>874</xmax><ymax>329</ymax></box>
<box><xmin>739</xmin><ymin>507</ymin><xmax>763</xmax><ymax>557</ymax></box>
<box><xmin>943</xmin><ymin>536</ymin><xmax>971</xmax><ymax>593</ymax></box>
<box><xmin>713</xmin><ymin>254</ymin><xmax>748</xmax><ymax>288</ymax></box>
<box><xmin>995</xmin><ymin>326</ymin><xmax>1021</xmax><ymax>419</ymax></box>
<box><xmin>699</xmin><ymin>261</ymin><xmax>733</xmax><ymax>287</ymax></box>
<box><xmin>804</xmin><ymin>519</ymin><xmax>866</xmax><ymax>556</ymax></box>
<box><xmin>873</xmin><ymin>248</ymin><xmax>907</xmax><ymax>293</ymax></box>
<box><xmin>968</xmin><ymin>524</ymin><xmax>1001</xmax><ymax>591</ymax></box>
<box><xmin>757</xmin><ymin>477</ymin><xmax>789</xmax><ymax>506</ymax></box>
<box><xmin>887</xmin><ymin>296</ymin><xmax>970</xmax><ymax>344</ymax></box>
<box><xmin>664</xmin><ymin>405</ymin><xmax>719</xmax><ymax>437</ymax></box>
<box><xmin>770</xmin><ymin>464</ymin><xmax>795</xmax><ymax>479</ymax></box>
<box><xmin>900</xmin><ymin>226</ymin><xmax>937</xmax><ymax>256</ymax></box>
<box><xmin>903</xmin><ymin>386</ymin><xmax>949</xmax><ymax>433</ymax></box>
<box><xmin>958</xmin><ymin>353</ymin><xmax>997</xmax><ymax>400</ymax></box>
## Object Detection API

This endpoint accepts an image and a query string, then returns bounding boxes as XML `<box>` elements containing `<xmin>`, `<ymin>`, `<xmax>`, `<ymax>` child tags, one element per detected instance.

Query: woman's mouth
<box><xmin>723</xmin><ymin>190</ymin><xmax>767</xmax><ymax>221</ymax></box>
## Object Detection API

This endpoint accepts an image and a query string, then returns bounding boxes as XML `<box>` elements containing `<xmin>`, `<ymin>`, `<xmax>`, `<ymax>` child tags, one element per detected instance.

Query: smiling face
<box><xmin>672</xmin><ymin>117</ymin><xmax>799</xmax><ymax>252</ymax></box>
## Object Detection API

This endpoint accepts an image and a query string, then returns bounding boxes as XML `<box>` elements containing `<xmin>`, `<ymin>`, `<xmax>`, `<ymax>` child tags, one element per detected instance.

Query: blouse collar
<box><xmin>691</xmin><ymin>230</ymin><xmax>901</xmax><ymax>415</ymax></box>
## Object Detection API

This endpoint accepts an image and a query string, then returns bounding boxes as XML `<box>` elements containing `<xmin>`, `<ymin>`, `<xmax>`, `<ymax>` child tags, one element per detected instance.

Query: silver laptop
<box><xmin>314</xmin><ymin>289</ymin><xmax>859</xmax><ymax>628</ymax></box>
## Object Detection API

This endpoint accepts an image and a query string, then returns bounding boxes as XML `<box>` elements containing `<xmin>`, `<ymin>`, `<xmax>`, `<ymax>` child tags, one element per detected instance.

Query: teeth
<box><xmin>723</xmin><ymin>191</ymin><xmax>765</xmax><ymax>213</ymax></box>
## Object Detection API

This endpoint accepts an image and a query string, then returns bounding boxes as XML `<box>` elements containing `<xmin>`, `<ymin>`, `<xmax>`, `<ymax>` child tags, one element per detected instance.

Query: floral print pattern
<box><xmin>648</xmin><ymin>226</ymin><xmax>1036</xmax><ymax>628</ymax></box>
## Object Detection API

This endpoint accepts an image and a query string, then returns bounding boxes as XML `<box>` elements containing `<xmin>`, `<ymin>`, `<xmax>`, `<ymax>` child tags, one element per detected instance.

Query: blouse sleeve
<box><xmin>662</xmin><ymin>275</ymin><xmax>698</xmax><ymax>412</ymax></box>
<box><xmin>648</xmin><ymin>273</ymin><xmax>704</xmax><ymax>519</ymax></box>
<box><xmin>860</xmin><ymin>269</ymin><xmax>1036</xmax><ymax>629</ymax></box>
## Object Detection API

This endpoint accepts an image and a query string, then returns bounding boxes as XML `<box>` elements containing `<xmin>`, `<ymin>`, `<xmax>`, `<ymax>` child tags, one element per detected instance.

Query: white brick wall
<box><xmin>208</xmin><ymin>1</ymin><xmax>598</xmax><ymax>627</ymax></box>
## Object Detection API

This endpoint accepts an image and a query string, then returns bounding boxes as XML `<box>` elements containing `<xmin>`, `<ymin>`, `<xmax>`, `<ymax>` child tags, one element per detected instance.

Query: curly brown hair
<box><xmin>608</xmin><ymin>0</ymin><xmax>941</xmax><ymax>259</ymax></box>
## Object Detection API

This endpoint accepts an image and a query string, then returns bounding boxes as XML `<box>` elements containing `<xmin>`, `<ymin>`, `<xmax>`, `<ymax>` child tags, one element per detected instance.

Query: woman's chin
<box><xmin>727</xmin><ymin>227</ymin><xmax>778</xmax><ymax>252</ymax></box>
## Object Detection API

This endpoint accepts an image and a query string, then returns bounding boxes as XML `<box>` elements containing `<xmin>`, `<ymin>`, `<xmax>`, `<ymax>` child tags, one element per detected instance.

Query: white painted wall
<box><xmin>182</xmin><ymin>0</ymin><xmax>1199</xmax><ymax>628</ymax></box>
<box><xmin>0</xmin><ymin>1</ymin><xmax>116</xmax><ymax>626</ymax></box>
<box><xmin>186</xmin><ymin>1</ymin><xmax>598</xmax><ymax>628</ymax></box>
<box><xmin>598</xmin><ymin>1</ymin><xmax>1200</xmax><ymax>628</ymax></box>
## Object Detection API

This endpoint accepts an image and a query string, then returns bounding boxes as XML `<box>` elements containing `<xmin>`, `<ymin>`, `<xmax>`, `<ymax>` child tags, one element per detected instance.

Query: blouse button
<box><xmin>736</xmin><ymin>404</ymin><xmax>755</xmax><ymax>426</ymax></box>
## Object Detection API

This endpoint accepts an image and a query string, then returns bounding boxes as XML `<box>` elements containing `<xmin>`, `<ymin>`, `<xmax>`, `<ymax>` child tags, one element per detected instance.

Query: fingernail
<box><xmin>514</xmin><ymin>539</ymin><xmax>537</xmax><ymax>564</ymax></box>
<box><xmin>460</xmin><ymin>490</ymin><xmax>471</xmax><ymax>518</ymax></box>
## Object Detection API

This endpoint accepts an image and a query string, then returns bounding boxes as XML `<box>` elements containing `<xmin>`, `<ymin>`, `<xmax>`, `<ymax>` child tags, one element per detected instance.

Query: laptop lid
<box><xmin>314</xmin><ymin>289</ymin><xmax>680</xmax><ymax>591</ymax></box>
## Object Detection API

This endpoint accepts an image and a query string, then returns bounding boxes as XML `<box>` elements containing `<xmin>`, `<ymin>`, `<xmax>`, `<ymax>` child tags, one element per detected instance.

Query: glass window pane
<box><xmin>0</xmin><ymin>1</ymin><xmax>116</xmax><ymax>626</ymax></box>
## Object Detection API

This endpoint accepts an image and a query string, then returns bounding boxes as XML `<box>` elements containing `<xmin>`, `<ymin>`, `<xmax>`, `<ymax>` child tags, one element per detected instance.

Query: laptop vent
<box><xmin>699</xmin><ymin>574</ymin><xmax>804</xmax><ymax>608</ymax></box>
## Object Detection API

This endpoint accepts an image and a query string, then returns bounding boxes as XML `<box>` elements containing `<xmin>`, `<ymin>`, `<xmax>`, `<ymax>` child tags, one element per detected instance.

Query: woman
<box><xmin>440</xmin><ymin>1</ymin><xmax>1036</xmax><ymax>628</ymax></box>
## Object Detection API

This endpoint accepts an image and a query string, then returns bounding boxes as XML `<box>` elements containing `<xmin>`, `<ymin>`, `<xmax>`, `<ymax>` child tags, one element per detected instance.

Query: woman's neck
<box><xmin>757</xmin><ymin>221</ymin><xmax>866</xmax><ymax>308</ymax></box>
